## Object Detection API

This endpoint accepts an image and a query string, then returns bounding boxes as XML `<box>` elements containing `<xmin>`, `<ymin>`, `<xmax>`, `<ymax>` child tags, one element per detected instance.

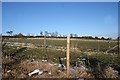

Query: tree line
<box><xmin>3</xmin><ymin>30</ymin><xmax>114</xmax><ymax>40</ymax></box>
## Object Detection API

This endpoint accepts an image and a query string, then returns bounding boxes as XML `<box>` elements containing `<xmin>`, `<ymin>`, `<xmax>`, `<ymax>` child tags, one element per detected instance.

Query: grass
<box><xmin>2</xmin><ymin>38</ymin><xmax>120</xmax><ymax>78</ymax></box>
<box><xmin>3</xmin><ymin>38</ymin><xmax>119</xmax><ymax>66</ymax></box>
<box><xmin>3</xmin><ymin>44</ymin><xmax>120</xmax><ymax>66</ymax></box>
<box><xmin>2</xmin><ymin>44</ymin><xmax>120</xmax><ymax>78</ymax></box>
<box><xmin>4</xmin><ymin>38</ymin><xmax>118</xmax><ymax>52</ymax></box>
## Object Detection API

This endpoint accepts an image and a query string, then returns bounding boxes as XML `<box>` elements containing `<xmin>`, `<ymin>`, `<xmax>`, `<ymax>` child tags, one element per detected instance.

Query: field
<box><xmin>2</xmin><ymin>38</ymin><xmax>120</xmax><ymax>79</ymax></box>
<box><xmin>4</xmin><ymin>38</ymin><xmax>118</xmax><ymax>52</ymax></box>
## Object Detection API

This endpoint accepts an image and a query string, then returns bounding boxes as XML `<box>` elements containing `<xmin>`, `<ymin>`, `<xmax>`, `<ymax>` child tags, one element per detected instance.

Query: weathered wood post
<box><xmin>66</xmin><ymin>35</ymin><xmax>70</xmax><ymax>77</ymax></box>
<box><xmin>44</xmin><ymin>35</ymin><xmax>46</xmax><ymax>48</ymax></box>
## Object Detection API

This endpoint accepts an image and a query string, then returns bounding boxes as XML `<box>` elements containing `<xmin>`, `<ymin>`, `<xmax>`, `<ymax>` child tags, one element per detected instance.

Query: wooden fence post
<box><xmin>66</xmin><ymin>35</ymin><xmax>70</xmax><ymax>77</ymax></box>
<box><xmin>44</xmin><ymin>35</ymin><xmax>46</xmax><ymax>48</ymax></box>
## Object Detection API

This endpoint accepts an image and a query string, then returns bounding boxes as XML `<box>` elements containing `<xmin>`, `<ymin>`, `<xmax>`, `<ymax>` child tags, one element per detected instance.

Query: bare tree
<box><xmin>55</xmin><ymin>32</ymin><xmax>58</xmax><ymax>37</ymax></box>
<box><xmin>9</xmin><ymin>31</ymin><xmax>13</xmax><ymax>36</ymax></box>
<box><xmin>40</xmin><ymin>31</ymin><xmax>43</xmax><ymax>36</ymax></box>
<box><xmin>70</xmin><ymin>33</ymin><xmax>73</xmax><ymax>38</ymax></box>
<box><xmin>74</xmin><ymin>34</ymin><xmax>78</xmax><ymax>37</ymax></box>
<box><xmin>6</xmin><ymin>31</ymin><xmax>13</xmax><ymax>36</ymax></box>
<box><xmin>44</xmin><ymin>31</ymin><xmax>48</xmax><ymax>36</ymax></box>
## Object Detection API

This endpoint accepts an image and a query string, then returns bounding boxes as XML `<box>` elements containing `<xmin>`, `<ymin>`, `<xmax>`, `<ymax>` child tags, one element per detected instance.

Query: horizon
<box><xmin>2</xmin><ymin>2</ymin><xmax>118</xmax><ymax>39</ymax></box>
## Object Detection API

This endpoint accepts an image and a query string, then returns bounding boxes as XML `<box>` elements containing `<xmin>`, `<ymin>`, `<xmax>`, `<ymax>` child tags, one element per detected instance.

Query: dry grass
<box><xmin>104</xmin><ymin>67</ymin><xmax>118</xmax><ymax>78</ymax></box>
<box><xmin>2</xmin><ymin>58</ymin><xmax>95</xmax><ymax>78</ymax></box>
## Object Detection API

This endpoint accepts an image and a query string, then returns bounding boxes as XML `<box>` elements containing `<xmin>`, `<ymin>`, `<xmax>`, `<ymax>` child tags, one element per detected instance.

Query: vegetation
<box><xmin>3</xmin><ymin>38</ymin><xmax>117</xmax><ymax>52</ymax></box>
<box><xmin>4</xmin><ymin>30</ymin><xmax>117</xmax><ymax>40</ymax></box>
<box><xmin>2</xmin><ymin>36</ymin><xmax>120</xmax><ymax>78</ymax></box>
<box><xmin>2</xmin><ymin>44</ymin><xmax>120</xmax><ymax>66</ymax></box>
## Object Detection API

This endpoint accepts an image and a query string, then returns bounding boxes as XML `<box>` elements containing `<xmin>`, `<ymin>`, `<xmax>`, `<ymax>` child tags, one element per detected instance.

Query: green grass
<box><xmin>2</xmin><ymin>38</ymin><xmax>120</xmax><ymax>79</ymax></box>
<box><xmin>3</xmin><ymin>38</ymin><xmax>119</xmax><ymax>67</ymax></box>
<box><xmin>4</xmin><ymin>38</ymin><xmax>117</xmax><ymax>52</ymax></box>
<box><xmin>2</xmin><ymin>44</ymin><xmax>120</xmax><ymax>68</ymax></box>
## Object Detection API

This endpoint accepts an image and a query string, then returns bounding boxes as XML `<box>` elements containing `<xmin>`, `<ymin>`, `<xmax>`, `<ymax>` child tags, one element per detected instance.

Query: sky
<box><xmin>0</xmin><ymin>2</ymin><xmax>1</xmax><ymax>34</ymax></box>
<box><xmin>2</xmin><ymin>2</ymin><xmax>118</xmax><ymax>38</ymax></box>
